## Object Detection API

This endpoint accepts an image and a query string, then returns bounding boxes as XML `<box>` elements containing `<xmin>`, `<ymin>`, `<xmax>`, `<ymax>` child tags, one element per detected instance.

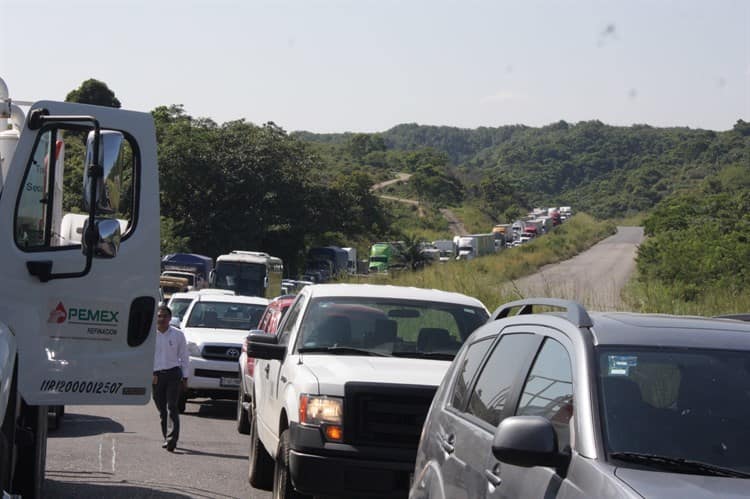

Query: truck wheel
<box><xmin>248</xmin><ymin>408</ymin><xmax>273</xmax><ymax>490</ymax></box>
<box><xmin>236</xmin><ymin>385</ymin><xmax>250</xmax><ymax>434</ymax></box>
<box><xmin>272</xmin><ymin>429</ymin><xmax>310</xmax><ymax>499</ymax></box>
<box><xmin>0</xmin><ymin>364</ymin><xmax>18</xmax><ymax>494</ymax></box>
<box><xmin>12</xmin><ymin>401</ymin><xmax>48</xmax><ymax>499</ymax></box>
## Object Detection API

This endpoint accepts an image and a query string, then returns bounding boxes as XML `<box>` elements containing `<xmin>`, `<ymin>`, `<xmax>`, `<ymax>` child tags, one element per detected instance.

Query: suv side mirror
<box><xmin>492</xmin><ymin>416</ymin><xmax>565</xmax><ymax>469</ymax></box>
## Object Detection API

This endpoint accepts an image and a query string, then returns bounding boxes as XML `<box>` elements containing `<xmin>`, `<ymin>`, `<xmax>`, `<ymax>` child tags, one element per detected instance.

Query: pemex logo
<box><xmin>48</xmin><ymin>302</ymin><xmax>67</xmax><ymax>324</ymax></box>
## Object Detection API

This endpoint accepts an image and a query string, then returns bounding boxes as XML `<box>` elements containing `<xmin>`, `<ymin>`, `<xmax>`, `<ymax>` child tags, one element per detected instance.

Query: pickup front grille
<box><xmin>201</xmin><ymin>344</ymin><xmax>242</xmax><ymax>361</ymax></box>
<box><xmin>344</xmin><ymin>382</ymin><xmax>437</xmax><ymax>448</ymax></box>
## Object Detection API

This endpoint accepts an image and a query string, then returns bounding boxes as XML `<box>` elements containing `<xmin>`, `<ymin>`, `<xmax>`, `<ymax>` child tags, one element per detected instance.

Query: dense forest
<box><xmin>63</xmin><ymin>79</ymin><xmax>750</xmax><ymax>309</ymax></box>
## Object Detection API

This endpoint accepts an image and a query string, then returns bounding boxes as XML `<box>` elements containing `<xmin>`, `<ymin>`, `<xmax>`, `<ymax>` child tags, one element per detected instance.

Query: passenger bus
<box><xmin>211</xmin><ymin>250</ymin><xmax>284</xmax><ymax>298</ymax></box>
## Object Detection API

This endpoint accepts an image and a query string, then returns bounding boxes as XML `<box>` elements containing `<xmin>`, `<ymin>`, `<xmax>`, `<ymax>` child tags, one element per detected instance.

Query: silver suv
<box><xmin>410</xmin><ymin>298</ymin><xmax>750</xmax><ymax>498</ymax></box>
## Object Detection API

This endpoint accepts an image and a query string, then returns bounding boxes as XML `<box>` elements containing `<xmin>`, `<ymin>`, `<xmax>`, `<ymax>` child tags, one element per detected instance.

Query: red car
<box><xmin>237</xmin><ymin>294</ymin><xmax>296</xmax><ymax>433</ymax></box>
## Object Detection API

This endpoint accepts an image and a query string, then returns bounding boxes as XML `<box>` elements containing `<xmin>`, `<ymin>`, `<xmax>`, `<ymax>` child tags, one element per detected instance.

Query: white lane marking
<box><xmin>111</xmin><ymin>438</ymin><xmax>116</xmax><ymax>473</ymax></box>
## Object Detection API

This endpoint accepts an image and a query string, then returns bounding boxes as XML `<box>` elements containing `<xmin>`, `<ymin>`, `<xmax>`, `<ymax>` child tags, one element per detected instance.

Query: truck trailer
<box><xmin>456</xmin><ymin>233</ymin><xmax>496</xmax><ymax>260</ymax></box>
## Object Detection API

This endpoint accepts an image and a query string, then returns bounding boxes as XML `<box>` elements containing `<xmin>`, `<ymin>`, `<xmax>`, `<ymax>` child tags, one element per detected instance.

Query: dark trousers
<box><xmin>153</xmin><ymin>366</ymin><xmax>182</xmax><ymax>445</ymax></box>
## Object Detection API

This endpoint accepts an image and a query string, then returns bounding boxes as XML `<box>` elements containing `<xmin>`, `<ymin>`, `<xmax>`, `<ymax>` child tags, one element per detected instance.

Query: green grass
<box><xmin>345</xmin><ymin>213</ymin><xmax>616</xmax><ymax>311</ymax></box>
<box><xmin>448</xmin><ymin>204</ymin><xmax>496</xmax><ymax>234</ymax></box>
<box><xmin>622</xmin><ymin>278</ymin><xmax>750</xmax><ymax>316</ymax></box>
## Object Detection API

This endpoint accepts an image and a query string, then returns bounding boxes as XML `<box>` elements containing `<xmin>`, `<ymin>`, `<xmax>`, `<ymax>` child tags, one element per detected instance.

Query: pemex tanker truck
<box><xmin>0</xmin><ymin>76</ymin><xmax>160</xmax><ymax>498</ymax></box>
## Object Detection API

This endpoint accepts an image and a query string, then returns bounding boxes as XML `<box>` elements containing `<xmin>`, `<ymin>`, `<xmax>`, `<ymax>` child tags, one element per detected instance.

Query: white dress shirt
<box><xmin>153</xmin><ymin>325</ymin><xmax>189</xmax><ymax>377</ymax></box>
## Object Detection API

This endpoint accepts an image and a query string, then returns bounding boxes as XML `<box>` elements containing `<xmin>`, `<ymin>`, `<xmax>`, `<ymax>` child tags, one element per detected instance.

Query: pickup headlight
<box><xmin>187</xmin><ymin>341</ymin><xmax>201</xmax><ymax>357</ymax></box>
<box><xmin>299</xmin><ymin>395</ymin><xmax>344</xmax><ymax>442</ymax></box>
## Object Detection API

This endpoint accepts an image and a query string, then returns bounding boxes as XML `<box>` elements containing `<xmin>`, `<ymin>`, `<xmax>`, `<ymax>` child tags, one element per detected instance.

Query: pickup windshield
<box><xmin>294</xmin><ymin>297</ymin><xmax>488</xmax><ymax>359</ymax></box>
<box><xmin>598</xmin><ymin>346</ymin><xmax>750</xmax><ymax>474</ymax></box>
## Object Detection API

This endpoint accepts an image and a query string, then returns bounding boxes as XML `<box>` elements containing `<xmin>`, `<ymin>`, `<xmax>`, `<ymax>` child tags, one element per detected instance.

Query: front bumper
<box><xmin>186</xmin><ymin>356</ymin><xmax>240</xmax><ymax>396</ymax></box>
<box><xmin>288</xmin><ymin>422</ymin><xmax>413</xmax><ymax>498</ymax></box>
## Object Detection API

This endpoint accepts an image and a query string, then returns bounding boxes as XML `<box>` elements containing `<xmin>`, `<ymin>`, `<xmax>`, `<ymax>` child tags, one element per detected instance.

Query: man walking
<box><xmin>153</xmin><ymin>305</ymin><xmax>188</xmax><ymax>452</ymax></box>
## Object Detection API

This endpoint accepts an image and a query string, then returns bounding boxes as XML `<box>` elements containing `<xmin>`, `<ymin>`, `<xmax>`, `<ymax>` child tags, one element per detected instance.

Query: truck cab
<box><xmin>0</xmin><ymin>87</ymin><xmax>159</xmax><ymax>497</ymax></box>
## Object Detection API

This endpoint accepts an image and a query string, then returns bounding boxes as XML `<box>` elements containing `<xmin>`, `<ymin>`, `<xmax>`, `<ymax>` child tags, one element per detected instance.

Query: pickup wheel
<box><xmin>236</xmin><ymin>383</ymin><xmax>250</xmax><ymax>434</ymax></box>
<box><xmin>273</xmin><ymin>429</ymin><xmax>310</xmax><ymax>499</ymax></box>
<box><xmin>248</xmin><ymin>409</ymin><xmax>273</xmax><ymax>490</ymax></box>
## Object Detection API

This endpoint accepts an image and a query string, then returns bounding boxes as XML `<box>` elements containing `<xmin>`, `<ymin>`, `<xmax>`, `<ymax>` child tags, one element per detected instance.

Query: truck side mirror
<box><xmin>81</xmin><ymin>218</ymin><xmax>122</xmax><ymax>258</ymax></box>
<box><xmin>83</xmin><ymin>130</ymin><xmax>124</xmax><ymax>214</ymax></box>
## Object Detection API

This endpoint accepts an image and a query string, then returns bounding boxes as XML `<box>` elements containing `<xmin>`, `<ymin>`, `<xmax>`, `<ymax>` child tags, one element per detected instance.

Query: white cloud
<box><xmin>481</xmin><ymin>90</ymin><xmax>527</xmax><ymax>104</ymax></box>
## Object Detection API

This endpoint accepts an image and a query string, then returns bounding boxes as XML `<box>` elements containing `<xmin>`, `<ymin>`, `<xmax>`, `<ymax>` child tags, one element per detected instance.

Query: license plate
<box><xmin>220</xmin><ymin>377</ymin><xmax>240</xmax><ymax>387</ymax></box>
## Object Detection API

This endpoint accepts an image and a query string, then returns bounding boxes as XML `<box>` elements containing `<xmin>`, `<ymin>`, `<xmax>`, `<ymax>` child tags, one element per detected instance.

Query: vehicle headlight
<box><xmin>187</xmin><ymin>341</ymin><xmax>201</xmax><ymax>357</ymax></box>
<box><xmin>299</xmin><ymin>395</ymin><xmax>344</xmax><ymax>442</ymax></box>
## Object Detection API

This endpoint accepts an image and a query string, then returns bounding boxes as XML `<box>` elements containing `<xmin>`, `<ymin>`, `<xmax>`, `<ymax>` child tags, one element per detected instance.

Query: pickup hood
<box><xmin>298</xmin><ymin>355</ymin><xmax>451</xmax><ymax>395</ymax></box>
<box><xmin>182</xmin><ymin>327</ymin><xmax>247</xmax><ymax>346</ymax></box>
<box><xmin>615</xmin><ymin>467</ymin><xmax>750</xmax><ymax>497</ymax></box>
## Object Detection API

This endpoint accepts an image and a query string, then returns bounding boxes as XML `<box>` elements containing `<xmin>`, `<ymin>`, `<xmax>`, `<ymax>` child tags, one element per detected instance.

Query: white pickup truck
<box><xmin>246</xmin><ymin>283</ymin><xmax>489</xmax><ymax>498</ymax></box>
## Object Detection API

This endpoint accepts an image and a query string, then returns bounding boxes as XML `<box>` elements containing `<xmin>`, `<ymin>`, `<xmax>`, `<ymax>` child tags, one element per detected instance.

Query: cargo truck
<box><xmin>455</xmin><ymin>233</ymin><xmax>496</xmax><ymax>260</ymax></box>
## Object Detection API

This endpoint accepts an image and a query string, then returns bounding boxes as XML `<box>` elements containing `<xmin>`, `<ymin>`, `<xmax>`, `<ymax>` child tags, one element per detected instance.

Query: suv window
<box><xmin>517</xmin><ymin>338</ymin><xmax>574</xmax><ymax>450</ymax></box>
<box><xmin>466</xmin><ymin>333</ymin><xmax>539</xmax><ymax>427</ymax></box>
<box><xmin>450</xmin><ymin>337</ymin><xmax>494</xmax><ymax>410</ymax></box>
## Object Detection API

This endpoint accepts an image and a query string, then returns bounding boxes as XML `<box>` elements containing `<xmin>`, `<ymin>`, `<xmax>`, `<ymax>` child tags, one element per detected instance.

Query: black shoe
<box><xmin>161</xmin><ymin>441</ymin><xmax>168</xmax><ymax>449</ymax></box>
<box><xmin>166</xmin><ymin>441</ymin><xmax>177</xmax><ymax>452</ymax></box>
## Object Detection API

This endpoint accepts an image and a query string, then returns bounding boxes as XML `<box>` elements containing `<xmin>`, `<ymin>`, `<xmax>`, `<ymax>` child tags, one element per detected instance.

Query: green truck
<box><xmin>368</xmin><ymin>242</ymin><xmax>403</xmax><ymax>273</ymax></box>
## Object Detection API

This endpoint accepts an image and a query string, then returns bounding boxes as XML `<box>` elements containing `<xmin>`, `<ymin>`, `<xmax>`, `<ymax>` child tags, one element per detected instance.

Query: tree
<box><xmin>66</xmin><ymin>79</ymin><xmax>121</xmax><ymax>108</ymax></box>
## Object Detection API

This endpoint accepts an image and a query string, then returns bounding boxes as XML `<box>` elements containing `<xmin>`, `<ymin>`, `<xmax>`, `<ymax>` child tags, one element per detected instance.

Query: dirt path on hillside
<box><xmin>440</xmin><ymin>208</ymin><xmax>468</xmax><ymax>236</ymax></box>
<box><xmin>502</xmin><ymin>226</ymin><xmax>645</xmax><ymax>311</ymax></box>
<box><xmin>370</xmin><ymin>173</ymin><xmax>412</xmax><ymax>191</ymax></box>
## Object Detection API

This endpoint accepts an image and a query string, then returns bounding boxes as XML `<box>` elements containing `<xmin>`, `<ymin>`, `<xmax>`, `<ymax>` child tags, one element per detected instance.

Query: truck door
<box><xmin>0</xmin><ymin>101</ymin><xmax>159</xmax><ymax>406</ymax></box>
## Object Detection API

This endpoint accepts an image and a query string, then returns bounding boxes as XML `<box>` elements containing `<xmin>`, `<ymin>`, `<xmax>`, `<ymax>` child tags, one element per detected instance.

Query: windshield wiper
<box><xmin>392</xmin><ymin>352</ymin><xmax>456</xmax><ymax>360</ymax></box>
<box><xmin>610</xmin><ymin>452</ymin><xmax>750</xmax><ymax>478</ymax></box>
<box><xmin>297</xmin><ymin>346</ymin><xmax>390</xmax><ymax>357</ymax></box>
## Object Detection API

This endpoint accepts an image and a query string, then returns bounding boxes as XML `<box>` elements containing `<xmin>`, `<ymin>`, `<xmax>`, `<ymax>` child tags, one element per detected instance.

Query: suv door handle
<box><xmin>439</xmin><ymin>433</ymin><xmax>455</xmax><ymax>454</ymax></box>
<box><xmin>484</xmin><ymin>464</ymin><xmax>502</xmax><ymax>487</ymax></box>
<box><xmin>264</xmin><ymin>364</ymin><xmax>270</xmax><ymax>378</ymax></box>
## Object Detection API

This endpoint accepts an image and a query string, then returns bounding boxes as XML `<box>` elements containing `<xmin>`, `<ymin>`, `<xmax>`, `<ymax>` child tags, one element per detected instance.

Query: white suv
<box><xmin>179</xmin><ymin>294</ymin><xmax>269</xmax><ymax>412</ymax></box>
<box><xmin>245</xmin><ymin>284</ymin><xmax>488</xmax><ymax>498</ymax></box>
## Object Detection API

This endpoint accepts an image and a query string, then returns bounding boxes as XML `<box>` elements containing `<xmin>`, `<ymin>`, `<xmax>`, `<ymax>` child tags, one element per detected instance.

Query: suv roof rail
<box><xmin>490</xmin><ymin>298</ymin><xmax>593</xmax><ymax>328</ymax></box>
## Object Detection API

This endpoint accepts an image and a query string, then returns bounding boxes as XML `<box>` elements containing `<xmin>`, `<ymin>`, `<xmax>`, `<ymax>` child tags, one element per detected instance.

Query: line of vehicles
<box><xmin>162</xmin><ymin>279</ymin><xmax>750</xmax><ymax>499</ymax></box>
<box><xmin>158</xmin><ymin>205</ymin><xmax>572</xmax><ymax>299</ymax></box>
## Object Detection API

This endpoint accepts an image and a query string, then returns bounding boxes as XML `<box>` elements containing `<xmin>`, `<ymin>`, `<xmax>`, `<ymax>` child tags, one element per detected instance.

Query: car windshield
<box><xmin>168</xmin><ymin>298</ymin><xmax>194</xmax><ymax>320</ymax></box>
<box><xmin>295</xmin><ymin>297</ymin><xmax>488</xmax><ymax>358</ymax></box>
<box><xmin>186</xmin><ymin>301</ymin><xmax>267</xmax><ymax>330</ymax></box>
<box><xmin>597</xmin><ymin>346</ymin><xmax>750</xmax><ymax>473</ymax></box>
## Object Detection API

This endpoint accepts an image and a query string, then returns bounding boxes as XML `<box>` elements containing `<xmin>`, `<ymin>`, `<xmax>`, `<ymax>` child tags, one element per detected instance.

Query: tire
<box><xmin>236</xmin><ymin>383</ymin><xmax>250</xmax><ymax>434</ymax></box>
<box><xmin>0</xmin><ymin>363</ymin><xmax>18</xmax><ymax>494</ymax></box>
<box><xmin>13</xmin><ymin>401</ymin><xmax>47</xmax><ymax>499</ymax></box>
<box><xmin>272</xmin><ymin>429</ymin><xmax>310</xmax><ymax>499</ymax></box>
<box><xmin>247</xmin><ymin>408</ymin><xmax>273</xmax><ymax>490</ymax></box>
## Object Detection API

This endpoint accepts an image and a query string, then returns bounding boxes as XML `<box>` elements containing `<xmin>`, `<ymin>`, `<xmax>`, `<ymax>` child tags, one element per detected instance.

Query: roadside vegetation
<box><xmin>349</xmin><ymin>214</ymin><xmax>616</xmax><ymax>311</ymax></box>
<box><xmin>624</xmin><ymin>164</ymin><xmax>750</xmax><ymax>316</ymax></box>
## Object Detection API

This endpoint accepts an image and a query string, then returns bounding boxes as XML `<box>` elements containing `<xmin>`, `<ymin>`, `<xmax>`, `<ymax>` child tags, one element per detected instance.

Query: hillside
<box><xmin>296</xmin><ymin>120</ymin><xmax>750</xmax><ymax>219</ymax></box>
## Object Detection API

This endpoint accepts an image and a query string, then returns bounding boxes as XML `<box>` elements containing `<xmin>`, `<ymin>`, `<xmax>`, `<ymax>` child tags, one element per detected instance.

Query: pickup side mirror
<box><xmin>246</xmin><ymin>330</ymin><xmax>273</xmax><ymax>342</ymax></box>
<box><xmin>247</xmin><ymin>333</ymin><xmax>285</xmax><ymax>360</ymax></box>
<box><xmin>492</xmin><ymin>416</ymin><xmax>565</xmax><ymax>469</ymax></box>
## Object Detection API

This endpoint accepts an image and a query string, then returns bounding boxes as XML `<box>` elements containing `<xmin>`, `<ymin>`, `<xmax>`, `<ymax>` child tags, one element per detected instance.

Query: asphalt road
<box><xmin>45</xmin><ymin>399</ymin><xmax>270</xmax><ymax>499</ymax></box>
<box><xmin>504</xmin><ymin>226</ymin><xmax>645</xmax><ymax>310</ymax></box>
<box><xmin>44</xmin><ymin>227</ymin><xmax>644</xmax><ymax>497</ymax></box>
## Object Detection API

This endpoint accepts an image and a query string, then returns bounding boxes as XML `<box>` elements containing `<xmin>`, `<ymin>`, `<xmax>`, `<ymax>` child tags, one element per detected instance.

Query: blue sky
<box><xmin>2</xmin><ymin>0</ymin><xmax>748</xmax><ymax>132</ymax></box>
